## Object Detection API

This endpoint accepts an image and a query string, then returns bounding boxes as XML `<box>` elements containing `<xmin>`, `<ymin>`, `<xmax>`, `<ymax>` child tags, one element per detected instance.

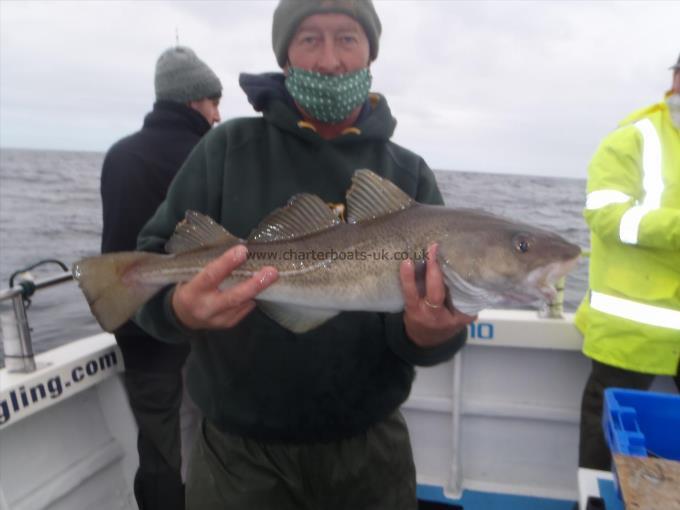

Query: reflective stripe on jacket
<box><xmin>574</xmin><ymin>94</ymin><xmax>680</xmax><ymax>375</ymax></box>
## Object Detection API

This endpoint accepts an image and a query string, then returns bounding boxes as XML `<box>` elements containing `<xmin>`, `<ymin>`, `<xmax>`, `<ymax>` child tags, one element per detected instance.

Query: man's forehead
<box><xmin>296</xmin><ymin>12</ymin><xmax>365</xmax><ymax>33</ymax></box>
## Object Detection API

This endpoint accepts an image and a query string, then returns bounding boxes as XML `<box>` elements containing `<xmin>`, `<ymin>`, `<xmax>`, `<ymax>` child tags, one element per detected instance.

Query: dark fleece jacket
<box><xmin>136</xmin><ymin>73</ymin><xmax>467</xmax><ymax>440</ymax></box>
<box><xmin>101</xmin><ymin>100</ymin><xmax>210</xmax><ymax>369</ymax></box>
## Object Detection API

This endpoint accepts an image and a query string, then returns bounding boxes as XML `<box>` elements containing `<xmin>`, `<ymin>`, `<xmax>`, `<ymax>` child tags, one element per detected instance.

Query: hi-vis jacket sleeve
<box><xmin>584</xmin><ymin>125</ymin><xmax>680</xmax><ymax>251</ymax></box>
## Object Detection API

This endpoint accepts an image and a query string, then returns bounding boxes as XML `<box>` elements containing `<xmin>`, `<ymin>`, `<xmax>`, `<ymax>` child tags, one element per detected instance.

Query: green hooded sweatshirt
<box><xmin>136</xmin><ymin>73</ymin><xmax>466</xmax><ymax>442</ymax></box>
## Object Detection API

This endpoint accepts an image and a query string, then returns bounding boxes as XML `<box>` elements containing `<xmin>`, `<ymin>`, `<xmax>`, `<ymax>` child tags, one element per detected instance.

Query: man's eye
<box><xmin>300</xmin><ymin>36</ymin><xmax>317</xmax><ymax>45</ymax></box>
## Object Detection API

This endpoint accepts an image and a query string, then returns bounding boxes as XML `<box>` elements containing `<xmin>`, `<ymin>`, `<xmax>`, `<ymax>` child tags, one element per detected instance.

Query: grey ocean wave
<box><xmin>0</xmin><ymin>148</ymin><xmax>589</xmax><ymax>365</ymax></box>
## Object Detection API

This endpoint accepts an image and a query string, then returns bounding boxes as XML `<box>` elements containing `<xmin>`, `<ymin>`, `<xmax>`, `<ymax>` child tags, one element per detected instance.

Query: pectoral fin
<box><xmin>257</xmin><ymin>301</ymin><xmax>339</xmax><ymax>333</ymax></box>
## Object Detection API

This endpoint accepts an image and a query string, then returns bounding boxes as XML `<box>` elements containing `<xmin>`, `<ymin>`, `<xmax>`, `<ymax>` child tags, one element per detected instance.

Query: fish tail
<box><xmin>72</xmin><ymin>251</ymin><xmax>163</xmax><ymax>332</ymax></box>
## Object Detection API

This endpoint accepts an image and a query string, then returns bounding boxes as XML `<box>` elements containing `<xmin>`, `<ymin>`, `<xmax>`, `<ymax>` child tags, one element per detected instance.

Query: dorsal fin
<box><xmin>248</xmin><ymin>194</ymin><xmax>341</xmax><ymax>243</ymax></box>
<box><xmin>165</xmin><ymin>210</ymin><xmax>241</xmax><ymax>254</ymax></box>
<box><xmin>346</xmin><ymin>169</ymin><xmax>413</xmax><ymax>224</ymax></box>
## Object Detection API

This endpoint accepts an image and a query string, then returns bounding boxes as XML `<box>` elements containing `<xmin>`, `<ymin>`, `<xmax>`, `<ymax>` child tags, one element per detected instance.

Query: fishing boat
<box><xmin>0</xmin><ymin>272</ymin><xmax>675</xmax><ymax>510</ymax></box>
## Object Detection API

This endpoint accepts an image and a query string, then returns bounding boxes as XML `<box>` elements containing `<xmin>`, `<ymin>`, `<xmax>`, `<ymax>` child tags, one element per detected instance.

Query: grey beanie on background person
<box><xmin>272</xmin><ymin>0</ymin><xmax>382</xmax><ymax>68</ymax></box>
<box><xmin>154</xmin><ymin>46</ymin><xmax>222</xmax><ymax>103</ymax></box>
<box><xmin>670</xmin><ymin>53</ymin><xmax>680</xmax><ymax>70</ymax></box>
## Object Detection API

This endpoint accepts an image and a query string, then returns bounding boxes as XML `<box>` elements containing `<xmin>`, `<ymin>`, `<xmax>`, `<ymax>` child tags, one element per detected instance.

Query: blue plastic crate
<box><xmin>603</xmin><ymin>388</ymin><xmax>680</xmax><ymax>502</ymax></box>
<box><xmin>603</xmin><ymin>388</ymin><xmax>680</xmax><ymax>461</ymax></box>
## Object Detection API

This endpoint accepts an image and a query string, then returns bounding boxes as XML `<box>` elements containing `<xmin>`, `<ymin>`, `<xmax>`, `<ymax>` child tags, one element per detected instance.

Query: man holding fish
<box><xmin>153</xmin><ymin>3</ymin><xmax>469</xmax><ymax>507</ymax></box>
<box><xmin>74</xmin><ymin>1</ymin><xmax>579</xmax><ymax>508</ymax></box>
<box><xmin>141</xmin><ymin>2</ymin><xmax>470</xmax><ymax>507</ymax></box>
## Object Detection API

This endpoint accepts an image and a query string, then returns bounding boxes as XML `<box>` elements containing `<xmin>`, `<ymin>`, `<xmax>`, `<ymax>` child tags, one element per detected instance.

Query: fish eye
<box><xmin>514</xmin><ymin>234</ymin><xmax>531</xmax><ymax>254</ymax></box>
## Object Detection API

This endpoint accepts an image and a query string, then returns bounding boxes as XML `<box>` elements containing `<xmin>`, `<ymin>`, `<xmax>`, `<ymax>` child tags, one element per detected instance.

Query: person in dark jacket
<box><xmin>136</xmin><ymin>3</ymin><xmax>475</xmax><ymax>509</ymax></box>
<box><xmin>101</xmin><ymin>45</ymin><xmax>222</xmax><ymax>510</ymax></box>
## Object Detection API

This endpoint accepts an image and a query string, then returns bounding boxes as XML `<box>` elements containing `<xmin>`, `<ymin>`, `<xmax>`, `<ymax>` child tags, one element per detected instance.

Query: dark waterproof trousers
<box><xmin>185</xmin><ymin>411</ymin><xmax>417</xmax><ymax>510</ymax></box>
<box><xmin>117</xmin><ymin>333</ymin><xmax>190</xmax><ymax>510</ymax></box>
<box><xmin>579</xmin><ymin>359</ymin><xmax>680</xmax><ymax>470</ymax></box>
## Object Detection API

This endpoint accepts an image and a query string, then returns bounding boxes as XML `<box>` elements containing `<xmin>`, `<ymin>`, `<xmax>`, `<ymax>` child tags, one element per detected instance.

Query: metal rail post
<box><xmin>0</xmin><ymin>291</ymin><xmax>36</xmax><ymax>372</ymax></box>
<box><xmin>0</xmin><ymin>273</ymin><xmax>73</xmax><ymax>373</ymax></box>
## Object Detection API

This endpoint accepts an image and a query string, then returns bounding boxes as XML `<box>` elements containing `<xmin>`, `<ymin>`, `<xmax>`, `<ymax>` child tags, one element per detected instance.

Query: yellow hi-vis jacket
<box><xmin>575</xmin><ymin>92</ymin><xmax>680</xmax><ymax>375</ymax></box>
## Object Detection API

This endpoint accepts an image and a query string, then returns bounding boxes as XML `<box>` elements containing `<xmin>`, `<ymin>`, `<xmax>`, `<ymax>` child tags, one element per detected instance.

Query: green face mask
<box><xmin>285</xmin><ymin>67</ymin><xmax>372</xmax><ymax>124</ymax></box>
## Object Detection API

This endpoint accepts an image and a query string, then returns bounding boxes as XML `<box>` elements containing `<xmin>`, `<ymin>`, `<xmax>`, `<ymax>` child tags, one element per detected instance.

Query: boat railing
<box><xmin>0</xmin><ymin>269</ymin><xmax>73</xmax><ymax>373</ymax></box>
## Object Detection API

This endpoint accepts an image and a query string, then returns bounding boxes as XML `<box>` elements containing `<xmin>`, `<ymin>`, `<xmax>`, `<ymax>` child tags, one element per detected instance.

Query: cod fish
<box><xmin>73</xmin><ymin>170</ymin><xmax>581</xmax><ymax>333</ymax></box>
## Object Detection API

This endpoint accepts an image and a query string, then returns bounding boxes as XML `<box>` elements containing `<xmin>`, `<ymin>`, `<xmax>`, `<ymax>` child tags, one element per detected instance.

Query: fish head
<box><xmin>434</xmin><ymin>210</ymin><xmax>581</xmax><ymax>313</ymax></box>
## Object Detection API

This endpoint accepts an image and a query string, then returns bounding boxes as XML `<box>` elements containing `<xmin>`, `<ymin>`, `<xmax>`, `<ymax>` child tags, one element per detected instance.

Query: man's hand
<box><xmin>172</xmin><ymin>245</ymin><xmax>278</xmax><ymax>330</ymax></box>
<box><xmin>399</xmin><ymin>244</ymin><xmax>476</xmax><ymax>348</ymax></box>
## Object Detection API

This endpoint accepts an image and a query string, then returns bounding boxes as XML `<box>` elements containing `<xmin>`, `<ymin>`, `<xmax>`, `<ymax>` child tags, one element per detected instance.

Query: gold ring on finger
<box><xmin>423</xmin><ymin>298</ymin><xmax>442</xmax><ymax>309</ymax></box>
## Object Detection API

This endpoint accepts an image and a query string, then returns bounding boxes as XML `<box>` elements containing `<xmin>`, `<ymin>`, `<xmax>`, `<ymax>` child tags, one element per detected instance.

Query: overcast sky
<box><xmin>1</xmin><ymin>0</ymin><xmax>678</xmax><ymax>178</ymax></box>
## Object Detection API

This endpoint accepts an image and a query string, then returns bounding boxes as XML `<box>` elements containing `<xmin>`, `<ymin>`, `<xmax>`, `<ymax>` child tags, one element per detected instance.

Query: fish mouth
<box><xmin>500</xmin><ymin>255</ymin><xmax>580</xmax><ymax>305</ymax></box>
<box><xmin>529</xmin><ymin>255</ymin><xmax>580</xmax><ymax>301</ymax></box>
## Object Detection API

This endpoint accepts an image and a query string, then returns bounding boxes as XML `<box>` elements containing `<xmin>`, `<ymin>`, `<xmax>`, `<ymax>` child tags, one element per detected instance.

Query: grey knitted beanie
<box><xmin>670</xmin><ymin>53</ymin><xmax>680</xmax><ymax>70</ymax></box>
<box><xmin>154</xmin><ymin>46</ymin><xmax>222</xmax><ymax>103</ymax></box>
<box><xmin>272</xmin><ymin>0</ymin><xmax>381</xmax><ymax>68</ymax></box>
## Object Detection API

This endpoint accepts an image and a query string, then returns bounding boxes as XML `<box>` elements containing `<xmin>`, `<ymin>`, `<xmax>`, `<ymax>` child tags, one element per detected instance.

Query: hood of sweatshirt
<box><xmin>238</xmin><ymin>72</ymin><xmax>397</xmax><ymax>144</ymax></box>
